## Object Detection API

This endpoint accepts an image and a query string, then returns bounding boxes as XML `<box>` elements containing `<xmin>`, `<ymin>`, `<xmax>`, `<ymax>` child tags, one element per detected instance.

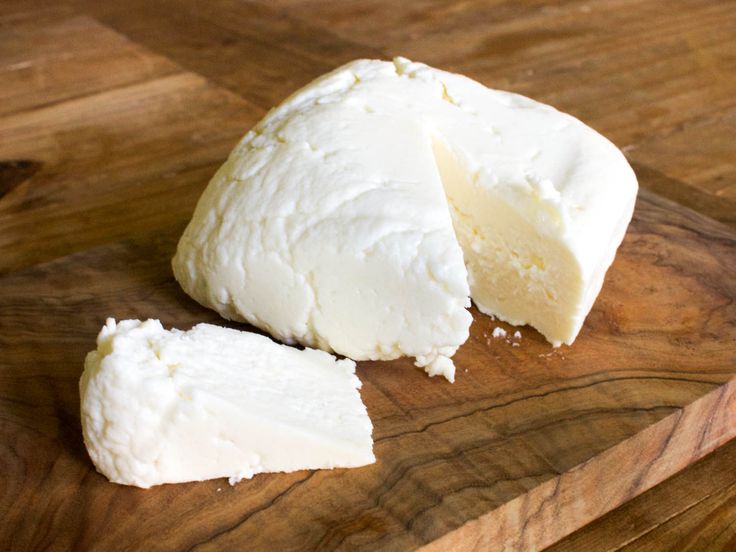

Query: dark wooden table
<box><xmin>2</xmin><ymin>1</ymin><xmax>735</xmax><ymax>549</ymax></box>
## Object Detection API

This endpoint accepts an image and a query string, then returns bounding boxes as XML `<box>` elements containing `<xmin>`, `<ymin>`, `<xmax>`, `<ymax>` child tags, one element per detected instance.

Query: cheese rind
<box><xmin>80</xmin><ymin>319</ymin><xmax>375</xmax><ymax>488</ymax></box>
<box><xmin>173</xmin><ymin>57</ymin><xmax>638</xmax><ymax>378</ymax></box>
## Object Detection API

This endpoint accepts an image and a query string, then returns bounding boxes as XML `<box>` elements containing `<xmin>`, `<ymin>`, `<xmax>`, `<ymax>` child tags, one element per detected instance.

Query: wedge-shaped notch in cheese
<box><xmin>173</xmin><ymin>57</ymin><xmax>638</xmax><ymax>382</ymax></box>
<box><xmin>80</xmin><ymin>319</ymin><xmax>375</xmax><ymax>488</ymax></box>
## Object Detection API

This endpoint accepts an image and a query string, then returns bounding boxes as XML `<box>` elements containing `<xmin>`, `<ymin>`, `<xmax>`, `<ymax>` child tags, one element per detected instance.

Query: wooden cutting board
<box><xmin>2</xmin><ymin>6</ymin><xmax>736</xmax><ymax>552</ymax></box>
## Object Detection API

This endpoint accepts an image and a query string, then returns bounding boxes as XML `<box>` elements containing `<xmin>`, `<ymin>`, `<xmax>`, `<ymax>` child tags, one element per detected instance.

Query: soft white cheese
<box><xmin>173</xmin><ymin>58</ymin><xmax>638</xmax><ymax>381</ymax></box>
<box><xmin>80</xmin><ymin>319</ymin><xmax>374</xmax><ymax>488</ymax></box>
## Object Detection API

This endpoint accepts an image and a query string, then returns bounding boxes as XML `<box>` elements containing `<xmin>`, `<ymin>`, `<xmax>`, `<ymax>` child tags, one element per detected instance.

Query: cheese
<box><xmin>173</xmin><ymin>58</ymin><xmax>637</xmax><ymax>381</ymax></box>
<box><xmin>80</xmin><ymin>319</ymin><xmax>374</xmax><ymax>488</ymax></box>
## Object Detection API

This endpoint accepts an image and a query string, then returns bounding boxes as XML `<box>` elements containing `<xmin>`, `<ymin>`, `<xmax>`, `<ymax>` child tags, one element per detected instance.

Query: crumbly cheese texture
<box><xmin>172</xmin><ymin>58</ymin><xmax>638</xmax><ymax>381</ymax></box>
<box><xmin>80</xmin><ymin>319</ymin><xmax>374</xmax><ymax>488</ymax></box>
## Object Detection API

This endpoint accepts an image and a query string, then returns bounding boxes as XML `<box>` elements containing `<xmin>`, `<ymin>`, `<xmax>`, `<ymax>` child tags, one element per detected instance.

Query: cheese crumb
<box><xmin>492</xmin><ymin>327</ymin><xmax>507</xmax><ymax>338</ymax></box>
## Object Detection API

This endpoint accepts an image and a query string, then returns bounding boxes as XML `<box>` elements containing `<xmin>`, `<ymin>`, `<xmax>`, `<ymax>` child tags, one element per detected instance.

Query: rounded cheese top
<box><xmin>173</xmin><ymin>58</ymin><xmax>638</xmax><ymax>381</ymax></box>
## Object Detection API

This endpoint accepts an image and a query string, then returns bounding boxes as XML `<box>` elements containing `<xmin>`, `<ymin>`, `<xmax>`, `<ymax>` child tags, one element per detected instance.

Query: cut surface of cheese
<box><xmin>80</xmin><ymin>319</ymin><xmax>374</xmax><ymax>488</ymax></box>
<box><xmin>172</xmin><ymin>58</ymin><xmax>638</xmax><ymax>381</ymax></box>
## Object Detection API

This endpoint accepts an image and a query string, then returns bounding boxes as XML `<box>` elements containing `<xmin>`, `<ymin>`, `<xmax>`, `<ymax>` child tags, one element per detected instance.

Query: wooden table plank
<box><xmin>0</xmin><ymin>14</ymin><xmax>178</xmax><ymax>117</ymax></box>
<box><xmin>619</xmin><ymin>479</ymin><xmax>736</xmax><ymax>551</ymax></box>
<box><xmin>0</xmin><ymin>15</ymin><xmax>260</xmax><ymax>273</ymax></box>
<box><xmin>68</xmin><ymin>0</ymin><xmax>381</xmax><ymax>110</ymax></box>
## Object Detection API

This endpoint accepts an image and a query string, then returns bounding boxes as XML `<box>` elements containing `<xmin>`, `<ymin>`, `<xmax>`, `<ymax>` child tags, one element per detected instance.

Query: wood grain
<box><xmin>0</xmin><ymin>14</ymin><xmax>177</xmax><ymax>117</ymax></box>
<box><xmin>0</xmin><ymin>16</ymin><xmax>260</xmax><ymax>273</ymax></box>
<box><xmin>69</xmin><ymin>0</ymin><xmax>381</xmax><ymax>109</ymax></box>
<box><xmin>2</xmin><ymin>1</ymin><xmax>736</xmax><ymax>550</ymax></box>
<box><xmin>420</xmin><ymin>372</ymin><xmax>736</xmax><ymax>551</ymax></box>
<box><xmin>1</xmin><ymin>186</ymin><xmax>735</xmax><ymax>549</ymax></box>
<box><xmin>547</xmin><ymin>437</ymin><xmax>736</xmax><ymax>551</ymax></box>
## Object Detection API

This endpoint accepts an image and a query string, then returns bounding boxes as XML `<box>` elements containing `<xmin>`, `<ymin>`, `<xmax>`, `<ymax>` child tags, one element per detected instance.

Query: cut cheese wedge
<box><xmin>173</xmin><ymin>58</ymin><xmax>638</xmax><ymax>382</ymax></box>
<box><xmin>80</xmin><ymin>319</ymin><xmax>374</xmax><ymax>488</ymax></box>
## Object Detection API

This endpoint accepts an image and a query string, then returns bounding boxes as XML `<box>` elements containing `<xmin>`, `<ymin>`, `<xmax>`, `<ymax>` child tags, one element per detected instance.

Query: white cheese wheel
<box><xmin>173</xmin><ymin>58</ymin><xmax>638</xmax><ymax>382</ymax></box>
<box><xmin>80</xmin><ymin>319</ymin><xmax>374</xmax><ymax>488</ymax></box>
